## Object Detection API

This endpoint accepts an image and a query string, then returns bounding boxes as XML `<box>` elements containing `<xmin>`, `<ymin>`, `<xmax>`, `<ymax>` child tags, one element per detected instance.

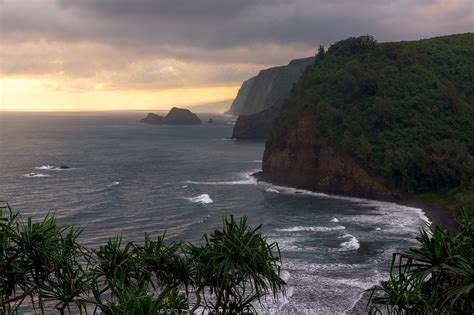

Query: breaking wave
<box><xmin>186</xmin><ymin>170</ymin><xmax>259</xmax><ymax>186</ymax></box>
<box><xmin>186</xmin><ymin>194</ymin><xmax>213</xmax><ymax>204</ymax></box>
<box><xmin>339</xmin><ymin>234</ymin><xmax>360</xmax><ymax>251</ymax></box>
<box><xmin>24</xmin><ymin>173</ymin><xmax>51</xmax><ymax>178</ymax></box>
<box><xmin>276</xmin><ymin>225</ymin><xmax>346</xmax><ymax>232</ymax></box>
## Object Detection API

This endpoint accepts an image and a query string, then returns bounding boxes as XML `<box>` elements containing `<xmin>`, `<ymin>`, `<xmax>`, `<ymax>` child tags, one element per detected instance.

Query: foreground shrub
<box><xmin>0</xmin><ymin>202</ymin><xmax>285</xmax><ymax>314</ymax></box>
<box><xmin>367</xmin><ymin>209</ymin><xmax>474</xmax><ymax>314</ymax></box>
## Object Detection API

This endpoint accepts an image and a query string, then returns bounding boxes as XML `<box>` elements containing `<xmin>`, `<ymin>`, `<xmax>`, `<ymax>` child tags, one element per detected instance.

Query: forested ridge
<box><xmin>268</xmin><ymin>33</ymin><xmax>474</xmax><ymax>206</ymax></box>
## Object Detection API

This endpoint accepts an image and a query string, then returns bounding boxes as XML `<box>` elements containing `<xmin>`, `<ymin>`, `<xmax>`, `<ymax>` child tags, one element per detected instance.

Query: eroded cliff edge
<box><xmin>262</xmin><ymin>113</ymin><xmax>400</xmax><ymax>199</ymax></box>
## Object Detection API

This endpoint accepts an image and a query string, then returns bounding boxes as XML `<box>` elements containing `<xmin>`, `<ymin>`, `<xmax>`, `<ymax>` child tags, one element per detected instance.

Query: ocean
<box><xmin>0</xmin><ymin>112</ymin><xmax>428</xmax><ymax>314</ymax></box>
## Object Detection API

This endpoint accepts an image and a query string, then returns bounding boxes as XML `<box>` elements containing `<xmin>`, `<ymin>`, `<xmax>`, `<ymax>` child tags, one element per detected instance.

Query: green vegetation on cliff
<box><xmin>268</xmin><ymin>33</ymin><xmax>474</xmax><ymax>203</ymax></box>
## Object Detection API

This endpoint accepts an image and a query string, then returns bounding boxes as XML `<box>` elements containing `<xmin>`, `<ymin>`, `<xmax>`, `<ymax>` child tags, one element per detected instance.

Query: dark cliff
<box><xmin>263</xmin><ymin>34</ymin><xmax>474</xmax><ymax>199</ymax></box>
<box><xmin>231</xmin><ymin>57</ymin><xmax>314</xmax><ymax>138</ymax></box>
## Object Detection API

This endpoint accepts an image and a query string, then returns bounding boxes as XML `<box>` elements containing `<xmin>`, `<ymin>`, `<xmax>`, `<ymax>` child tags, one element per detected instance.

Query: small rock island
<box><xmin>140</xmin><ymin>107</ymin><xmax>202</xmax><ymax>125</ymax></box>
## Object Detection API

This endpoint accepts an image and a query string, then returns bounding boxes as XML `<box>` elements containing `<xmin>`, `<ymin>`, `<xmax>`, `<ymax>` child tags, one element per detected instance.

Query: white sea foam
<box><xmin>186</xmin><ymin>194</ymin><xmax>213</xmax><ymax>204</ymax></box>
<box><xmin>265</xmin><ymin>187</ymin><xmax>280</xmax><ymax>193</ymax></box>
<box><xmin>331</xmin><ymin>217</ymin><xmax>340</xmax><ymax>223</ymax></box>
<box><xmin>339</xmin><ymin>234</ymin><xmax>360</xmax><ymax>251</ymax></box>
<box><xmin>181</xmin><ymin>185</ymin><xmax>188</xmax><ymax>188</ymax></box>
<box><xmin>276</xmin><ymin>225</ymin><xmax>346</xmax><ymax>232</ymax></box>
<box><xmin>35</xmin><ymin>165</ymin><xmax>71</xmax><ymax>170</ymax></box>
<box><xmin>186</xmin><ymin>169</ymin><xmax>259</xmax><ymax>186</ymax></box>
<box><xmin>24</xmin><ymin>173</ymin><xmax>51</xmax><ymax>178</ymax></box>
<box><xmin>108</xmin><ymin>181</ymin><xmax>120</xmax><ymax>187</ymax></box>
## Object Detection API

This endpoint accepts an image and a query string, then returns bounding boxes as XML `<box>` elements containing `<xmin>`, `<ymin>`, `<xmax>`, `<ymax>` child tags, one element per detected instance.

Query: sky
<box><xmin>0</xmin><ymin>0</ymin><xmax>472</xmax><ymax>111</ymax></box>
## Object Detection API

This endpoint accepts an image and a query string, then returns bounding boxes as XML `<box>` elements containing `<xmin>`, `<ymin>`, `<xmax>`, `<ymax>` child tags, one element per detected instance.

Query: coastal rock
<box><xmin>140</xmin><ymin>108</ymin><xmax>201</xmax><ymax>125</ymax></box>
<box><xmin>262</xmin><ymin>113</ymin><xmax>401</xmax><ymax>199</ymax></box>
<box><xmin>140</xmin><ymin>113</ymin><xmax>164</xmax><ymax>124</ymax></box>
<box><xmin>162</xmin><ymin>107</ymin><xmax>201</xmax><ymax>125</ymax></box>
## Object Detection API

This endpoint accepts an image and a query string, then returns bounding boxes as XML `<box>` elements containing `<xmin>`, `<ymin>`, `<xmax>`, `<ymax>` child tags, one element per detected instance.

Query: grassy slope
<box><xmin>268</xmin><ymin>33</ymin><xmax>474</xmax><ymax>211</ymax></box>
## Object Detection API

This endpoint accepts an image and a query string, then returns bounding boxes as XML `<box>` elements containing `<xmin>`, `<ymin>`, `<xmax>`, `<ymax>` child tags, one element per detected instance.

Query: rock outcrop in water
<box><xmin>262</xmin><ymin>34</ymin><xmax>474</xmax><ymax>200</ymax></box>
<box><xmin>163</xmin><ymin>107</ymin><xmax>201</xmax><ymax>125</ymax></box>
<box><xmin>140</xmin><ymin>113</ymin><xmax>164</xmax><ymax>125</ymax></box>
<box><xmin>230</xmin><ymin>57</ymin><xmax>314</xmax><ymax>139</ymax></box>
<box><xmin>140</xmin><ymin>108</ymin><xmax>201</xmax><ymax>125</ymax></box>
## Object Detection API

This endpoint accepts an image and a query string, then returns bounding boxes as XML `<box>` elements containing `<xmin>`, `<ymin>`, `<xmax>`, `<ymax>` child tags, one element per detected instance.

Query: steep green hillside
<box><xmin>265</xmin><ymin>34</ymin><xmax>474</xmax><ymax>201</ymax></box>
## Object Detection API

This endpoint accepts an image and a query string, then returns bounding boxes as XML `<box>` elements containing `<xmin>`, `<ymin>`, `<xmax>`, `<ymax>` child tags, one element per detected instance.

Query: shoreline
<box><xmin>399</xmin><ymin>198</ymin><xmax>458</xmax><ymax>232</ymax></box>
<box><xmin>252</xmin><ymin>171</ymin><xmax>458</xmax><ymax>232</ymax></box>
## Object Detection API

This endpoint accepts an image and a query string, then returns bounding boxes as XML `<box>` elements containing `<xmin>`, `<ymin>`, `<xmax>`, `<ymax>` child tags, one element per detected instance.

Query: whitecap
<box><xmin>181</xmin><ymin>185</ymin><xmax>188</xmax><ymax>188</ymax></box>
<box><xmin>339</xmin><ymin>234</ymin><xmax>360</xmax><ymax>251</ymax></box>
<box><xmin>375</xmin><ymin>227</ymin><xmax>381</xmax><ymax>231</ymax></box>
<box><xmin>331</xmin><ymin>217</ymin><xmax>340</xmax><ymax>223</ymax></box>
<box><xmin>186</xmin><ymin>169</ymin><xmax>259</xmax><ymax>186</ymax></box>
<box><xmin>35</xmin><ymin>165</ymin><xmax>71</xmax><ymax>170</ymax></box>
<box><xmin>108</xmin><ymin>181</ymin><xmax>120</xmax><ymax>187</ymax></box>
<box><xmin>265</xmin><ymin>187</ymin><xmax>280</xmax><ymax>193</ymax></box>
<box><xmin>35</xmin><ymin>165</ymin><xmax>56</xmax><ymax>170</ymax></box>
<box><xmin>186</xmin><ymin>194</ymin><xmax>213</xmax><ymax>204</ymax></box>
<box><xmin>276</xmin><ymin>225</ymin><xmax>346</xmax><ymax>232</ymax></box>
<box><xmin>24</xmin><ymin>173</ymin><xmax>51</xmax><ymax>178</ymax></box>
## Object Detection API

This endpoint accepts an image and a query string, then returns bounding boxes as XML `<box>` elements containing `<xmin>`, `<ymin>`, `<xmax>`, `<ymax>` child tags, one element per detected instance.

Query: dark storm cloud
<box><xmin>1</xmin><ymin>0</ymin><xmax>472</xmax><ymax>85</ymax></box>
<box><xmin>4</xmin><ymin>0</ymin><xmax>471</xmax><ymax>50</ymax></box>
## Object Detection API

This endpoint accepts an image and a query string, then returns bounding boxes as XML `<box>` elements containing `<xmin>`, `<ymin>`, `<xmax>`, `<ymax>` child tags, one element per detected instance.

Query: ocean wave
<box><xmin>331</xmin><ymin>217</ymin><xmax>340</xmax><ymax>223</ymax></box>
<box><xmin>339</xmin><ymin>234</ymin><xmax>360</xmax><ymax>251</ymax></box>
<box><xmin>276</xmin><ymin>225</ymin><xmax>346</xmax><ymax>232</ymax></box>
<box><xmin>35</xmin><ymin>165</ymin><xmax>71</xmax><ymax>170</ymax></box>
<box><xmin>186</xmin><ymin>169</ymin><xmax>259</xmax><ymax>186</ymax></box>
<box><xmin>108</xmin><ymin>181</ymin><xmax>120</xmax><ymax>187</ymax></box>
<box><xmin>186</xmin><ymin>194</ymin><xmax>213</xmax><ymax>204</ymax></box>
<box><xmin>24</xmin><ymin>173</ymin><xmax>51</xmax><ymax>178</ymax></box>
<box><xmin>258</xmin><ymin>181</ymin><xmax>429</xmax><ymax>236</ymax></box>
<box><xmin>265</xmin><ymin>187</ymin><xmax>280</xmax><ymax>193</ymax></box>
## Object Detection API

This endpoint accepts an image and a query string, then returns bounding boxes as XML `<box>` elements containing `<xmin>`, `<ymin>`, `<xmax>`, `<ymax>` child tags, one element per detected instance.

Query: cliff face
<box><xmin>238</xmin><ymin>57</ymin><xmax>314</xmax><ymax>116</ymax></box>
<box><xmin>231</xmin><ymin>56</ymin><xmax>314</xmax><ymax>138</ymax></box>
<box><xmin>224</xmin><ymin>77</ymin><xmax>256</xmax><ymax>116</ymax></box>
<box><xmin>262</xmin><ymin>34</ymin><xmax>474</xmax><ymax>199</ymax></box>
<box><xmin>231</xmin><ymin>106</ymin><xmax>280</xmax><ymax>139</ymax></box>
<box><xmin>262</xmin><ymin>113</ymin><xmax>401</xmax><ymax>199</ymax></box>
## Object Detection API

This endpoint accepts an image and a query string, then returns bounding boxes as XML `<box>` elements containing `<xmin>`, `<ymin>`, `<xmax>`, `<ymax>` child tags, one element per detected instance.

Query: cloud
<box><xmin>1</xmin><ymin>0</ymin><xmax>472</xmax><ymax>89</ymax></box>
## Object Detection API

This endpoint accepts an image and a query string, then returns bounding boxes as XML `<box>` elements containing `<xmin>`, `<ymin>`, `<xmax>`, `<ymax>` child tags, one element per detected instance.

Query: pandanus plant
<box><xmin>367</xmin><ymin>208</ymin><xmax>474</xmax><ymax>314</ymax></box>
<box><xmin>1</xmin><ymin>201</ymin><xmax>286</xmax><ymax>314</ymax></box>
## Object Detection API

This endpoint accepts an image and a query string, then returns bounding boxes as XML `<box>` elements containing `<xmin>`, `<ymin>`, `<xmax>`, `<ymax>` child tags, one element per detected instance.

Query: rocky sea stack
<box><xmin>140</xmin><ymin>107</ymin><xmax>201</xmax><ymax>125</ymax></box>
<box><xmin>140</xmin><ymin>113</ymin><xmax>164</xmax><ymax>125</ymax></box>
